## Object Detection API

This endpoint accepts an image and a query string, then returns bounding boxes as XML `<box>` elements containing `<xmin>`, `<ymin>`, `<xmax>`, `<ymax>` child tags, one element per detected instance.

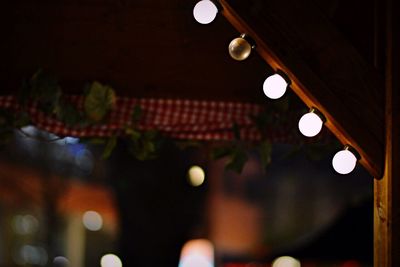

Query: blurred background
<box><xmin>0</xmin><ymin>126</ymin><xmax>372</xmax><ymax>267</ymax></box>
<box><xmin>0</xmin><ymin>0</ymin><xmax>378</xmax><ymax>265</ymax></box>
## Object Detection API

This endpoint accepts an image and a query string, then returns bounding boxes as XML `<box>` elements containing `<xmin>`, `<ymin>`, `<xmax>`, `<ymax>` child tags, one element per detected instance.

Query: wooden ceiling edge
<box><xmin>220</xmin><ymin>0</ymin><xmax>383</xmax><ymax>178</ymax></box>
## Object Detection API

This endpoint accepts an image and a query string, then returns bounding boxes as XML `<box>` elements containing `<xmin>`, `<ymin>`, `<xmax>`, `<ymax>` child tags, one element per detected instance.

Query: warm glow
<box><xmin>188</xmin><ymin>166</ymin><xmax>205</xmax><ymax>187</ymax></box>
<box><xmin>19</xmin><ymin>245</ymin><xmax>48</xmax><ymax>266</ymax></box>
<box><xmin>179</xmin><ymin>239</ymin><xmax>214</xmax><ymax>267</ymax></box>
<box><xmin>82</xmin><ymin>211</ymin><xmax>103</xmax><ymax>231</ymax></box>
<box><xmin>263</xmin><ymin>74</ymin><xmax>288</xmax><ymax>99</ymax></box>
<box><xmin>13</xmin><ymin>214</ymin><xmax>39</xmax><ymax>235</ymax></box>
<box><xmin>272</xmin><ymin>256</ymin><xmax>301</xmax><ymax>267</ymax></box>
<box><xmin>332</xmin><ymin>148</ymin><xmax>357</xmax><ymax>174</ymax></box>
<box><xmin>101</xmin><ymin>254</ymin><xmax>123</xmax><ymax>267</ymax></box>
<box><xmin>298</xmin><ymin>111</ymin><xmax>324</xmax><ymax>137</ymax></box>
<box><xmin>193</xmin><ymin>0</ymin><xmax>218</xmax><ymax>24</ymax></box>
<box><xmin>228</xmin><ymin>37</ymin><xmax>252</xmax><ymax>61</ymax></box>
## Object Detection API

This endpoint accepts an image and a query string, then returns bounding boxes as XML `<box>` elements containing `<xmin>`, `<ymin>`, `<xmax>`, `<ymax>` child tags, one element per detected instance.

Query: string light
<box><xmin>193</xmin><ymin>0</ymin><xmax>218</xmax><ymax>24</ymax></box>
<box><xmin>228</xmin><ymin>34</ymin><xmax>256</xmax><ymax>61</ymax></box>
<box><xmin>298</xmin><ymin>108</ymin><xmax>325</xmax><ymax>137</ymax></box>
<box><xmin>263</xmin><ymin>71</ymin><xmax>290</xmax><ymax>99</ymax></box>
<box><xmin>332</xmin><ymin>145</ymin><xmax>359</xmax><ymax>174</ymax></box>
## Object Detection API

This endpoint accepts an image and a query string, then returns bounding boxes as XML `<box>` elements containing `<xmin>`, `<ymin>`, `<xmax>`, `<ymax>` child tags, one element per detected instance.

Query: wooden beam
<box><xmin>220</xmin><ymin>0</ymin><xmax>384</xmax><ymax>178</ymax></box>
<box><xmin>374</xmin><ymin>0</ymin><xmax>400</xmax><ymax>265</ymax></box>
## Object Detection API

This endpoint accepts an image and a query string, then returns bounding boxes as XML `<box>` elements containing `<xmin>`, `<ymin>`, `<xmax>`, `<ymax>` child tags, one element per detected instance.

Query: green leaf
<box><xmin>56</xmin><ymin>101</ymin><xmax>85</xmax><ymax>126</ymax></box>
<box><xmin>18</xmin><ymin>80</ymin><xmax>31</xmax><ymax>108</ymax></box>
<box><xmin>175</xmin><ymin>140</ymin><xmax>201</xmax><ymax>150</ymax></box>
<box><xmin>144</xmin><ymin>130</ymin><xmax>158</xmax><ymax>139</ymax></box>
<box><xmin>272</xmin><ymin>95</ymin><xmax>290</xmax><ymax>112</ymax></box>
<box><xmin>131</xmin><ymin>105</ymin><xmax>142</xmax><ymax>124</ymax></box>
<box><xmin>225</xmin><ymin>148</ymin><xmax>248</xmax><ymax>173</ymax></box>
<box><xmin>0</xmin><ymin>130</ymin><xmax>13</xmax><ymax>148</ymax></box>
<box><xmin>305</xmin><ymin>141</ymin><xmax>341</xmax><ymax>161</ymax></box>
<box><xmin>126</xmin><ymin>128</ymin><xmax>141</xmax><ymax>141</ymax></box>
<box><xmin>210</xmin><ymin>146</ymin><xmax>234</xmax><ymax>160</ymax></box>
<box><xmin>280</xmin><ymin>144</ymin><xmax>303</xmax><ymax>161</ymax></box>
<box><xmin>232</xmin><ymin>122</ymin><xmax>241</xmax><ymax>140</ymax></box>
<box><xmin>128</xmin><ymin>130</ymin><xmax>164</xmax><ymax>161</ymax></box>
<box><xmin>258</xmin><ymin>140</ymin><xmax>272</xmax><ymax>168</ymax></box>
<box><xmin>84</xmin><ymin>81</ymin><xmax>116</xmax><ymax>122</ymax></box>
<box><xmin>80</xmin><ymin>138</ymin><xmax>107</xmax><ymax>145</ymax></box>
<box><xmin>102</xmin><ymin>136</ymin><xmax>117</xmax><ymax>159</ymax></box>
<box><xmin>0</xmin><ymin>109</ymin><xmax>14</xmax><ymax>127</ymax></box>
<box><xmin>250</xmin><ymin>112</ymin><xmax>273</xmax><ymax>133</ymax></box>
<box><xmin>29</xmin><ymin>69</ymin><xmax>62</xmax><ymax>114</ymax></box>
<box><xmin>14</xmin><ymin>112</ymin><xmax>31</xmax><ymax>128</ymax></box>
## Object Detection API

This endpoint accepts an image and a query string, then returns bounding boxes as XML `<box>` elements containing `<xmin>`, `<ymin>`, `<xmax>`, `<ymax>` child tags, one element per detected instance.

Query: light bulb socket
<box><xmin>309</xmin><ymin>107</ymin><xmax>326</xmax><ymax>123</ymax></box>
<box><xmin>343</xmin><ymin>145</ymin><xmax>361</xmax><ymax>160</ymax></box>
<box><xmin>275</xmin><ymin>69</ymin><xmax>291</xmax><ymax>85</ymax></box>
<box><xmin>240</xmin><ymin>33</ymin><xmax>256</xmax><ymax>49</ymax></box>
<box><xmin>210</xmin><ymin>0</ymin><xmax>222</xmax><ymax>11</ymax></box>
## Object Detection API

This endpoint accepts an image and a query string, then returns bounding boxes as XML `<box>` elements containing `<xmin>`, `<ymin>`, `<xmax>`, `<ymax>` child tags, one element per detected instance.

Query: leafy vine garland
<box><xmin>0</xmin><ymin>70</ymin><xmax>337</xmax><ymax>173</ymax></box>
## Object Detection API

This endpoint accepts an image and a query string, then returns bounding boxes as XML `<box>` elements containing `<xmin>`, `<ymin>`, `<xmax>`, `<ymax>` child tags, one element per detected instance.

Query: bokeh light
<box><xmin>82</xmin><ymin>211</ymin><xmax>103</xmax><ymax>231</ymax></box>
<box><xmin>19</xmin><ymin>245</ymin><xmax>48</xmax><ymax>266</ymax></box>
<box><xmin>188</xmin><ymin>166</ymin><xmax>206</xmax><ymax>187</ymax></box>
<box><xmin>100</xmin><ymin>254</ymin><xmax>123</xmax><ymax>267</ymax></box>
<box><xmin>12</xmin><ymin>214</ymin><xmax>39</xmax><ymax>235</ymax></box>
<box><xmin>179</xmin><ymin>239</ymin><xmax>214</xmax><ymax>267</ymax></box>
<box><xmin>272</xmin><ymin>256</ymin><xmax>301</xmax><ymax>267</ymax></box>
<box><xmin>53</xmin><ymin>256</ymin><xmax>70</xmax><ymax>266</ymax></box>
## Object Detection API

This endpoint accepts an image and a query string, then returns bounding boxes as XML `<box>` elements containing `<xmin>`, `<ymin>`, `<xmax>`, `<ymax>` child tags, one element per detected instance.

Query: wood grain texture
<box><xmin>220</xmin><ymin>0</ymin><xmax>384</xmax><ymax>178</ymax></box>
<box><xmin>374</xmin><ymin>0</ymin><xmax>400</xmax><ymax>265</ymax></box>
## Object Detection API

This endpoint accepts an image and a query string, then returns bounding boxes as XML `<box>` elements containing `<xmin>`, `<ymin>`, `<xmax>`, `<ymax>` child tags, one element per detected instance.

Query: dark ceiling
<box><xmin>0</xmin><ymin>0</ymin><xmax>272</xmax><ymax>102</ymax></box>
<box><xmin>0</xmin><ymin>0</ymin><xmax>375</xmax><ymax>103</ymax></box>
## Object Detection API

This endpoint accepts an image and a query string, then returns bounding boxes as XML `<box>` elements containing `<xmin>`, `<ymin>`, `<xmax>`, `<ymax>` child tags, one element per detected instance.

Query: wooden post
<box><xmin>374</xmin><ymin>0</ymin><xmax>400</xmax><ymax>265</ymax></box>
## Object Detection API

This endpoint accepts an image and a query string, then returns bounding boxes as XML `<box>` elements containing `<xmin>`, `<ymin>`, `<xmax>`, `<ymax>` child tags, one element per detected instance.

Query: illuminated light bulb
<box><xmin>100</xmin><ymin>254</ymin><xmax>122</xmax><ymax>267</ymax></box>
<box><xmin>272</xmin><ymin>256</ymin><xmax>301</xmax><ymax>267</ymax></box>
<box><xmin>193</xmin><ymin>0</ymin><xmax>218</xmax><ymax>24</ymax></box>
<box><xmin>82</xmin><ymin>211</ymin><xmax>103</xmax><ymax>231</ymax></box>
<box><xmin>228</xmin><ymin>34</ymin><xmax>255</xmax><ymax>61</ymax></box>
<box><xmin>263</xmin><ymin>73</ymin><xmax>289</xmax><ymax>99</ymax></box>
<box><xmin>298</xmin><ymin>108</ymin><xmax>325</xmax><ymax>137</ymax></box>
<box><xmin>332</xmin><ymin>146</ymin><xmax>358</xmax><ymax>174</ymax></box>
<box><xmin>179</xmin><ymin>239</ymin><xmax>214</xmax><ymax>267</ymax></box>
<box><xmin>188</xmin><ymin>166</ymin><xmax>205</xmax><ymax>187</ymax></box>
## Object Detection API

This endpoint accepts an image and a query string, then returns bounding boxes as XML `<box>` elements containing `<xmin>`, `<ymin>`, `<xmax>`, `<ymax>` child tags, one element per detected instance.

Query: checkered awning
<box><xmin>0</xmin><ymin>95</ymin><xmax>295</xmax><ymax>142</ymax></box>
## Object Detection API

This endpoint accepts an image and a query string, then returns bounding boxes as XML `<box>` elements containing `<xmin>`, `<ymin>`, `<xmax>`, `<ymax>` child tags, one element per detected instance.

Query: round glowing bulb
<box><xmin>100</xmin><ymin>254</ymin><xmax>122</xmax><ymax>267</ymax></box>
<box><xmin>263</xmin><ymin>74</ymin><xmax>288</xmax><ymax>99</ymax></box>
<box><xmin>228</xmin><ymin>37</ymin><xmax>252</xmax><ymax>61</ymax></box>
<box><xmin>272</xmin><ymin>256</ymin><xmax>301</xmax><ymax>267</ymax></box>
<box><xmin>82</xmin><ymin>211</ymin><xmax>103</xmax><ymax>231</ymax></box>
<box><xmin>332</xmin><ymin>148</ymin><xmax>357</xmax><ymax>174</ymax></box>
<box><xmin>193</xmin><ymin>0</ymin><xmax>218</xmax><ymax>24</ymax></box>
<box><xmin>188</xmin><ymin>166</ymin><xmax>205</xmax><ymax>187</ymax></box>
<box><xmin>179</xmin><ymin>239</ymin><xmax>214</xmax><ymax>267</ymax></box>
<box><xmin>298</xmin><ymin>111</ymin><xmax>324</xmax><ymax>137</ymax></box>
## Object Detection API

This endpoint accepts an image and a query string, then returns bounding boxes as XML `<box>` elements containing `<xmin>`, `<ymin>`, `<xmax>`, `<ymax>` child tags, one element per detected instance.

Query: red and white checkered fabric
<box><xmin>0</xmin><ymin>95</ymin><xmax>296</xmax><ymax>142</ymax></box>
